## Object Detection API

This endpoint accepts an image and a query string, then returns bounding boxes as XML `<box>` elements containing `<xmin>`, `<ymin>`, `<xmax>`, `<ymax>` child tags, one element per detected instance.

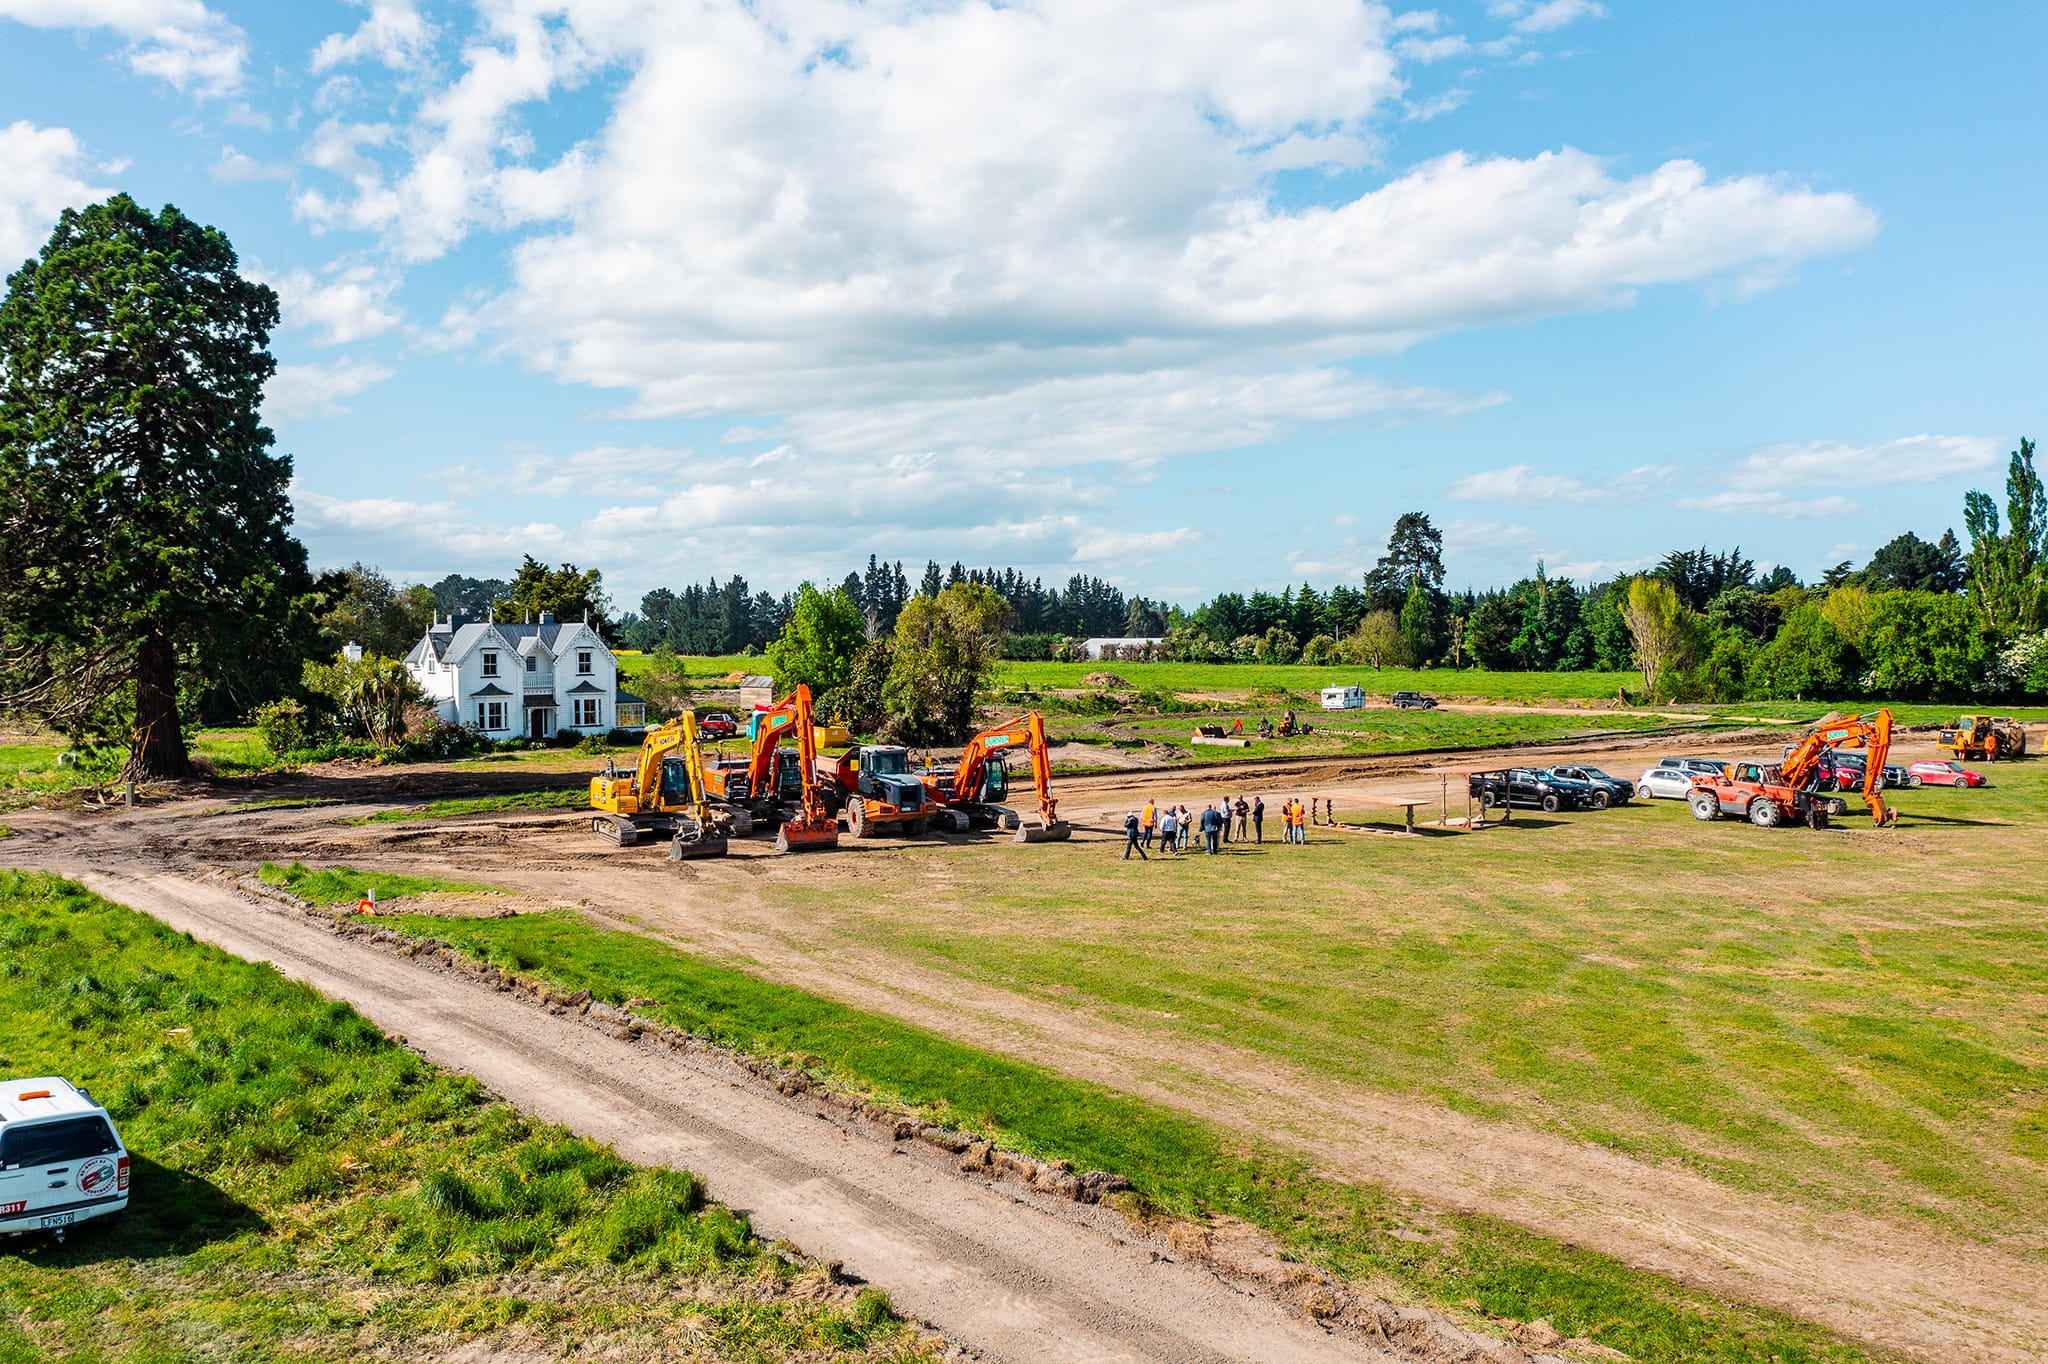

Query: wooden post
<box><xmin>1405</xmin><ymin>802</ymin><xmax>1415</xmax><ymax>834</ymax></box>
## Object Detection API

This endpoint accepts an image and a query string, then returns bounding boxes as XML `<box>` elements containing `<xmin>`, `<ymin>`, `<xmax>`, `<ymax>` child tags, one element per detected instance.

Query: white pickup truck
<box><xmin>0</xmin><ymin>1077</ymin><xmax>130</xmax><ymax>1240</ymax></box>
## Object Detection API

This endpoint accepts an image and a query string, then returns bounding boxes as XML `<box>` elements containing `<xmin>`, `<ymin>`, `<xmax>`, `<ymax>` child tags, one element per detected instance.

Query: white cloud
<box><xmin>1675</xmin><ymin>490</ymin><xmax>1860</xmax><ymax>520</ymax></box>
<box><xmin>1397</xmin><ymin>35</ymin><xmax>1469</xmax><ymax>64</ymax></box>
<box><xmin>209</xmin><ymin>145</ymin><xmax>290</xmax><ymax>183</ymax></box>
<box><xmin>1488</xmin><ymin>0</ymin><xmax>1605</xmax><ymax>34</ymax></box>
<box><xmin>1071</xmin><ymin>527</ymin><xmax>1204</xmax><ymax>564</ymax></box>
<box><xmin>1402</xmin><ymin>88</ymin><xmax>1470</xmax><ymax>121</ymax></box>
<box><xmin>311</xmin><ymin>0</ymin><xmax>433</xmax><ymax>73</ymax></box>
<box><xmin>0</xmin><ymin>122</ymin><xmax>108</xmax><ymax>267</ymax></box>
<box><xmin>266</xmin><ymin>357</ymin><xmax>395</xmax><ymax>419</ymax></box>
<box><xmin>263</xmin><ymin>263</ymin><xmax>404</xmax><ymax>345</ymax></box>
<box><xmin>1448</xmin><ymin>462</ymin><xmax>1676</xmax><ymax>506</ymax></box>
<box><xmin>1724</xmin><ymin>434</ymin><xmax>2002</xmax><ymax>490</ymax></box>
<box><xmin>0</xmin><ymin>0</ymin><xmax>247</xmax><ymax>96</ymax></box>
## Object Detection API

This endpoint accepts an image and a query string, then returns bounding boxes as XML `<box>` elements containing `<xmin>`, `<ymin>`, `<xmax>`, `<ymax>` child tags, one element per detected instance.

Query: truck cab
<box><xmin>824</xmin><ymin>745</ymin><xmax>942</xmax><ymax>837</ymax></box>
<box><xmin>1</xmin><ymin>1078</ymin><xmax>130</xmax><ymax>1240</ymax></box>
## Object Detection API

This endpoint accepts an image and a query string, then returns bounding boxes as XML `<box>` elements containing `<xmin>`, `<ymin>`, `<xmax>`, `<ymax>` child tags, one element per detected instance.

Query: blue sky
<box><xmin>2</xmin><ymin>1</ymin><xmax>2041</xmax><ymax>610</ymax></box>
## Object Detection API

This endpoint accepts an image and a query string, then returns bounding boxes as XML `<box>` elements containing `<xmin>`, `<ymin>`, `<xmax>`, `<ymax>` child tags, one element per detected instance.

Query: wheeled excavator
<box><xmin>921</xmin><ymin>710</ymin><xmax>1071</xmax><ymax>843</ymax></box>
<box><xmin>1690</xmin><ymin>709</ymin><xmax>1899</xmax><ymax>830</ymax></box>
<box><xmin>587</xmin><ymin>711</ymin><xmax>734</xmax><ymax>859</ymax></box>
<box><xmin>699</xmin><ymin>685</ymin><xmax>839</xmax><ymax>853</ymax></box>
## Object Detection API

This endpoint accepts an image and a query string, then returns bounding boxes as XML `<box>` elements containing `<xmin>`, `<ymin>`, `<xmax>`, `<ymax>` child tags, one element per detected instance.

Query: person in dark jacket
<box><xmin>1252</xmin><ymin>795</ymin><xmax>1265</xmax><ymax>842</ymax></box>
<box><xmin>1199</xmin><ymin>802</ymin><xmax>1224</xmax><ymax>854</ymax></box>
<box><xmin>1122</xmin><ymin>810</ymin><xmax>1148</xmax><ymax>860</ymax></box>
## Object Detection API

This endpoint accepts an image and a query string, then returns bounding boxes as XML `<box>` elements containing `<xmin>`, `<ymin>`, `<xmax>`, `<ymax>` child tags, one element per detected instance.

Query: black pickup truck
<box><xmin>1469</xmin><ymin>767</ymin><xmax>1598</xmax><ymax>813</ymax></box>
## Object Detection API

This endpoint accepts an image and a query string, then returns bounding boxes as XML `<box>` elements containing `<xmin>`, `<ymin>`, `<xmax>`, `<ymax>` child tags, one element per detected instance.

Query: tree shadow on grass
<box><xmin>11</xmin><ymin>1155</ymin><xmax>264</xmax><ymax>1266</ymax></box>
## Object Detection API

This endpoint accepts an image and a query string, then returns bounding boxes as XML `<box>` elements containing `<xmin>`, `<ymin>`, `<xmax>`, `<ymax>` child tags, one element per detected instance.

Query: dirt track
<box><xmin>5</xmin><ymin>724</ymin><xmax>2044</xmax><ymax>1362</ymax></box>
<box><xmin>68</xmin><ymin>867</ymin><xmax>1415</xmax><ymax>1364</ymax></box>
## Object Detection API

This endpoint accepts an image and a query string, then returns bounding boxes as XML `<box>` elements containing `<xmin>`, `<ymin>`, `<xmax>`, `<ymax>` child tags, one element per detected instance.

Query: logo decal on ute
<box><xmin>76</xmin><ymin>1157</ymin><xmax>117</xmax><ymax>1197</ymax></box>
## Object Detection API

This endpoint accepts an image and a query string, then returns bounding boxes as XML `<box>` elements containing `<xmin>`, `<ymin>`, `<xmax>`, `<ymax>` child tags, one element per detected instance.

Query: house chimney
<box><xmin>539</xmin><ymin>611</ymin><xmax>555</xmax><ymax>625</ymax></box>
<box><xmin>343</xmin><ymin>641</ymin><xmax>364</xmax><ymax>663</ymax></box>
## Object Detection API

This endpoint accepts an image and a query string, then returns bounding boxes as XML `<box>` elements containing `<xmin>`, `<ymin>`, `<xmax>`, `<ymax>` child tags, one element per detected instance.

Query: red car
<box><xmin>696</xmin><ymin>711</ymin><xmax>740</xmax><ymax>740</ymax></box>
<box><xmin>1908</xmin><ymin>759</ymin><xmax>1986</xmax><ymax>788</ymax></box>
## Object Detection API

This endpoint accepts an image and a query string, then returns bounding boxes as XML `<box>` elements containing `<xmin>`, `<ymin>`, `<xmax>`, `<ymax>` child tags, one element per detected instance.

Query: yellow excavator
<box><xmin>588</xmin><ymin>711</ymin><xmax>734</xmax><ymax>859</ymax></box>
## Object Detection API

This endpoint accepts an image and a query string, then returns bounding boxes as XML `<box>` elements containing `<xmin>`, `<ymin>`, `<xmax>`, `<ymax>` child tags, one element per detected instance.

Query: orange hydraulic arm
<box><xmin>1781</xmin><ymin>709</ymin><xmax>1897</xmax><ymax>827</ymax></box>
<box><xmin>950</xmin><ymin>711</ymin><xmax>1061</xmax><ymax>828</ymax></box>
<box><xmin>752</xmin><ymin>685</ymin><xmax>836</xmax><ymax>851</ymax></box>
<box><xmin>744</xmin><ymin>694</ymin><xmax>805</xmax><ymax>798</ymax></box>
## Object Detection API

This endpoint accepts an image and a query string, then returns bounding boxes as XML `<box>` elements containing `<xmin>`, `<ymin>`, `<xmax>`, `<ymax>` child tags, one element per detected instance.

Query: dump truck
<box><xmin>921</xmin><ymin>710</ymin><xmax>1071</xmax><ymax>843</ymax></box>
<box><xmin>588</xmin><ymin>712</ymin><xmax>735</xmax><ymax>858</ymax></box>
<box><xmin>819</xmin><ymin>743</ymin><xmax>943</xmax><ymax>838</ymax></box>
<box><xmin>1937</xmin><ymin>714</ymin><xmax>2028</xmax><ymax>762</ymax></box>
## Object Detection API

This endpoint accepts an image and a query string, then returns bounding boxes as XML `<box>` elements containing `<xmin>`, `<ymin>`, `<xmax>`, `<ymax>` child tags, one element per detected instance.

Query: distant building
<box><xmin>738</xmin><ymin>675</ymin><xmax>776</xmax><ymax>709</ymax></box>
<box><xmin>1076</xmin><ymin>636</ymin><xmax>1166</xmax><ymax>661</ymax></box>
<box><xmin>403</xmin><ymin>612</ymin><xmax>644</xmax><ymax>739</ymax></box>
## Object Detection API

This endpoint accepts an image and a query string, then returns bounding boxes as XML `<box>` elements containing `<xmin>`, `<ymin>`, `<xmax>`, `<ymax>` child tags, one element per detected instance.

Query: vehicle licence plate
<box><xmin>39</xmin><ymin>1212</ymin><xmax>73</xmax><ymax>1228</ymax></box>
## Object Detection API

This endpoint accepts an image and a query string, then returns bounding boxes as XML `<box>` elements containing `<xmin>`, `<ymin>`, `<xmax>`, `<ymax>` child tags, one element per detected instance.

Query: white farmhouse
<box><xmin>403</xmin><ymin>612</ymin><xmax>645</xmax><ymax>740</ymax></box>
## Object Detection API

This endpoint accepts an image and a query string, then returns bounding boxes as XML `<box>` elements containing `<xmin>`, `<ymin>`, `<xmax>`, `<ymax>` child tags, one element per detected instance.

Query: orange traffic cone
<box><xmin>356</xmin><ymin>887</ymin><xmax>378</xmax><ymax>916</ymax></box>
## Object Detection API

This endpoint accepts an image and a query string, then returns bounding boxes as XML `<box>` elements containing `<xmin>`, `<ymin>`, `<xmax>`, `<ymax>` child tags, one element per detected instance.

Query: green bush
<box><xmin>250</xmin><ymin>699</ymin><xmax>309</xmax><ymax>756</ymax></box>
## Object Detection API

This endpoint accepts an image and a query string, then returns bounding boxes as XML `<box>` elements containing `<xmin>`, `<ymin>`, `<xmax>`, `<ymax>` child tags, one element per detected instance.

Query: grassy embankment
<box><xmin>0</xmin><ymin>871</ymin><xmax>929</xmax><ymax>1361</ymax></box>
<box><xmin>334</xmin><ymin>904</ymin><xmax>1878</xmax><ymax>1362</ymax></box>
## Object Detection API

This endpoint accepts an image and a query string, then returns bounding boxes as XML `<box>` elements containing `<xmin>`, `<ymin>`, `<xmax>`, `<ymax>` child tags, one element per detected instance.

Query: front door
<box><xmin>528</xmin><ymin>708</ymin><xmax>548</xmax><ymax>739</ymax></box>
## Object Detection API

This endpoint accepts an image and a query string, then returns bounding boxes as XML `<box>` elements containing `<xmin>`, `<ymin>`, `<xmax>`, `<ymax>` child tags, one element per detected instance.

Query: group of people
<box><xmin>1120</xmin><ymin>794</ymin><xmax>1314</xmax><ymax>858</ymax></box>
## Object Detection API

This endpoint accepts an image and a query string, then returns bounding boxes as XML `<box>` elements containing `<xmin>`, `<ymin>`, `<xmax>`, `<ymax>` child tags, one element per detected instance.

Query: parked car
<box><xmin>696</xmin><ymin>711</ymin><xmax>740</xmax><ymax>740</ymax></box>
<box><xmin>1</xmin><ymin>1077</ymin><xmax>130</xmax><ymax>1241</ymax></box>
<box><xmin>1908</xmin><ymin>759</ymin><xmax>1987</xmax><ymax>788</ymax></box>
<box><xmin>1783</xmin><ymin>747</ymin><xmax>1916</xmax><ymax>791</ymax></box>
<box><xmin>1635</xmin><ymin>766</ymin><xmax>1705</xmax><ymax>800</ymax></box>
<box><xmin>1655</xmin><ymin>756</ymin><xmax>1735</xmax><ymax>778</ymax></box>
<box><xmin>1391</xmin><ymin>691</ymin><xmax>1438</xmax><ymax>710</ymax></box>
<box><xmin>1546</xmin><ymin>765</ymin><xmax>1634</xmax><ymax>808</ymax></box>
<box><xmin>1469</xmin><ymin>767</ymin><xmax>1596</xmax><ymax>812</ymax></box>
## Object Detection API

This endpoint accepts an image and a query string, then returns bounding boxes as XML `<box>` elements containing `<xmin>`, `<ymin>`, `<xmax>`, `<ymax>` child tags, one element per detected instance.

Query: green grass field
<box><xmin>341</xmin><ymin>790</ymin><xmax>588</xmax><ymax>824</ymax></box>
<box><xmin>0</xmin><ymin>872</ymin><xmax>929</xmax><ymax>1362</ymax></box>
<box><xmin>371</xmin><ymin>907</ymin><xmax>1866</xmax><ymax>1364</ymax></box>
<box><xmin>259</xmin><ymin>860</ymin><xmax>504</xmax><ymax>905</ymax></box>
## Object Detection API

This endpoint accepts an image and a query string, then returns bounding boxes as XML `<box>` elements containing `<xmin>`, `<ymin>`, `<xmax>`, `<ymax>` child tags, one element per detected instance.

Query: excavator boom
<box><xmin>1782</xmin><ymin>710</ymin><xmax>1897</xmax><ymax>827</ymax></box>
<box><xmin>772</xmin><ymin>686</ymin><xmax>839</xmax><ymax>853</ymax></box>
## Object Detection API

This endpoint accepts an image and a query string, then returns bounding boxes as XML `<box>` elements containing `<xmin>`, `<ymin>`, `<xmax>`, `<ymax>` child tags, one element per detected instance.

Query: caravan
<box><xmin>1319</xmin><ymin>685</ymin><xmax>1367</xmax><ymax>711</ymax></box>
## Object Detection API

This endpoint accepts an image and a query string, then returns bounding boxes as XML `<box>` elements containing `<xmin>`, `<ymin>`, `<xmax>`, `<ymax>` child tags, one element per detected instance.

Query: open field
<box><xmin>0</xmin><ymin>871</ymin><xmax>926</xmax><ymax>1362</ymax></box>
<box><xmin>4</xmin><ymin>721</ymin><xmax>2045</xmax><ymax>1360</ymax></box>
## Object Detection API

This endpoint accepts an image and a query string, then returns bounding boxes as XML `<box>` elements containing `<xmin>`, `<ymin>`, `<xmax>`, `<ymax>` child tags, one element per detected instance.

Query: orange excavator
<box><xmin>699</xmin><ymin>685</ymin><xmax>839</xmax><ymax>853</ymax></box>
<box><xmin>1689</xmin><ymin>709</ymin><xmax>1899</xmax><ymax>829</ymax></box>
<box><xmin>922</xmin><ymin>711</ymin><xmax>1071</xmax><ymax>843</ymax></box>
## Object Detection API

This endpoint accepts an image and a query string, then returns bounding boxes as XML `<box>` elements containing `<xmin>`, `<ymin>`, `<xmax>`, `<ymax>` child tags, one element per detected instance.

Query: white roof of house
<box><xmin>0</xmin><ymin>1077</ymin><xmax>101</xmax><ymax>1127</ymax></box>
<box><xmin>1079</xmin><ymin>636</ymin><xmax>1164</xmax><ymax>647</ymax></box>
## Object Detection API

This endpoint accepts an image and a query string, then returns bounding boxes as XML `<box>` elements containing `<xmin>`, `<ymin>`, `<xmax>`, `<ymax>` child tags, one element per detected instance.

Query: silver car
<box><xmin>1636</xmin><ymin>765</ymin><xmax>1707</xmax><ymax>800</ymax></box>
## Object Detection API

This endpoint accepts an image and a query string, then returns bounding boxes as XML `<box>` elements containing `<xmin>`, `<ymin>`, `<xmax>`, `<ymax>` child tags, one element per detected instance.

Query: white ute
<box><xmin>0</xmin><ymin>1077</ymin><xmax>130</xmax><ymax>1241</ymax></box>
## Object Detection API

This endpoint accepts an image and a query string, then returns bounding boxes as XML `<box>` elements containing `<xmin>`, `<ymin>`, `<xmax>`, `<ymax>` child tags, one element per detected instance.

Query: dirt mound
<box><xmin>1084</xmin><ymin>672</ymin><xmax>1130</xmax><ymax>687</ymax></box>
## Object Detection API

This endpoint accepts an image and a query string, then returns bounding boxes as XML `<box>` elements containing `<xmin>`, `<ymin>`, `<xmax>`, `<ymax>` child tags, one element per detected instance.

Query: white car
<box><xmin>0</xmin><ymin>1077</ymin><xmax>130</xmax><ymax>1240</ymax></box>
<box><xmin>1636</xmin><ymin>766</ymin><xmax>1705</xmax><ymax>800</ymax></box>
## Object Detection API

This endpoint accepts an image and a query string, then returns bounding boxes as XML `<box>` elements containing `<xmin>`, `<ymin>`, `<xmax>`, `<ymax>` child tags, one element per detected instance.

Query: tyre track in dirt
<box><xmin>56</xmin><ymin>866</ymin><xmax>1412</xmax><ymax>1364</ymax></box>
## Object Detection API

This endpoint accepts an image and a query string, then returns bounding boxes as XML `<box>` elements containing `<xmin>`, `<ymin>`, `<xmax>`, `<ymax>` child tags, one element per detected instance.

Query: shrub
<box><xmin>251</xmin><ymin>699</ymin><xmax>309</xmax><ymax>757</ymax></box>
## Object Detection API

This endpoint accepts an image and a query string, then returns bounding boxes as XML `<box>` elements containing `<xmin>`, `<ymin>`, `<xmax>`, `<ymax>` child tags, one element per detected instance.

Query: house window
<box><xmin>427</xmin><ymin>658</ymin><xmax>436</xmax><ymax>673</ymax></box>
<box><xmin>481</xmin><ymin>651</ymin><xmax>498</xmax><ymax>677</ymax></box>
<box><xmin>574</xmin><ymin>698</ymin><xmax>601</xmax><ymax>728</ymax></box>
<box><xmin>526</xmin><ymin>655</ymin><xmax>536</xmax><ymax>672</ymax></box>
<box><xmin>478</xmin><ymin>701</ymin><xmax>507</xmax><ymax>731</ymax></box>
<box><xmin>577</xmin><ymin>650</ymin><xmax>593</xmax><ymax>675</ymax></box>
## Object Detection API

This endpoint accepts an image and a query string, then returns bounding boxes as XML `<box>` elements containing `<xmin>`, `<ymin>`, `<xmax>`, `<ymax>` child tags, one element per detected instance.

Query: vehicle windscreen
<box><xmin>868</xmin><ymin>749</ymin><xmax>907</xmax><ymax>775</ymax></box>
<box><xmin>0</xmin><ymin>1116</ymin><xmax>118</xmax><ymax>1168</ymax></box>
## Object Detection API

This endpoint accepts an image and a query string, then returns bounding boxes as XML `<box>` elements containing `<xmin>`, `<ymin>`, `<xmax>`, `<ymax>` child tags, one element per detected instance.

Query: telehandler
<box><xmin>921</xmin><ymin>710</ymin><xmax>1071</xmax><ymax>843</ymax></box>
<box><xmin>587</xmin><ymin>712</ymin><xmax>735</xmax><ymax>859</ymax></box>
<box><xmin>1689</xmin><ymin>709</ymin><xmax>1898</xmax><ymax>830</ymax></box>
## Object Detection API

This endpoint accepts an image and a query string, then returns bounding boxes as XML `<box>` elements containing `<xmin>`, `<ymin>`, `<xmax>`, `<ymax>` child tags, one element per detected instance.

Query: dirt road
<box><xmin>65</xmin><ymin>867</ymin><xmax>1408</xmax><ymax>1364</ymax></box>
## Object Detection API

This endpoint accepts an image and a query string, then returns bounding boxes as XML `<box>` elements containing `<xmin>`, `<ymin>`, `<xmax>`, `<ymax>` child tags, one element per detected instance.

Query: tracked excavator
<box><xmin>699</xmin><ymin>685</ymin><xmax>839</xmax><ymax>853</ymax></box>
<box><xmin>922</xmin><ymin>710</ymin><xmax>1071</xmax><ymax>843</ymax></box>
<box><xmin>1690</xmin><ymin>709</ymin><xmax>1899</xmax><ymax>830</ymax></box>
<box><xmin>587</xmin><ymin>711</ymin><xmax>734</xmax><ymax>858</ymax></box>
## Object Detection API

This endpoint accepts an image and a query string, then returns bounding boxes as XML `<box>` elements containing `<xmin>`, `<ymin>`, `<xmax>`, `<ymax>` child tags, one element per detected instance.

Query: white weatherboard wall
<box><xmin>404</xmin><ymin>615</ymin><xmax>623</xmax><ymax>738</ymax></box>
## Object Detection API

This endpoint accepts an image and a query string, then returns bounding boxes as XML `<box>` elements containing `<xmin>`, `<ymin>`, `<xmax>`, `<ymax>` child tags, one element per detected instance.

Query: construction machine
<box><xmin>700</xmin><ymin>686</ymin><xmax>839</xmax><ymax>853</ymax></box>
<box><xmin>1690</xmin><ymin>709</ymin><xmax>1899</xmax><ymax>830</ymax></box>
<box><xmin>588</xmin><ymin>712</ymin><xmax>733</xmax><ymax>858</ymax></box>
<box><xmin>921</xmin><ymin>711</ymin><xmax>1071</xmax><ymax>843</ymax></box>
<box><xmin>1938</xmin><ymin>714</ymin><xmax>2029</xmax><ymax>762</ymax></box>
<box><xmin>820</xmin><ymin>742</ymin><xmax>943</xmax><ymax>838</ymax></box>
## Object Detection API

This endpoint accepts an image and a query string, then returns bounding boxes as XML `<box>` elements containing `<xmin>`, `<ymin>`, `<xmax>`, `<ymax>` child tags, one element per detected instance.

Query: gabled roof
<box><xmin>565</xmin><ymin>680</ymin><xmax>605</xmax><ymax>695</ymax></box>
<box><xmin>471</xmin><ymin>683</ymin><xmax>513</xmax><ymax>697</ymax></box>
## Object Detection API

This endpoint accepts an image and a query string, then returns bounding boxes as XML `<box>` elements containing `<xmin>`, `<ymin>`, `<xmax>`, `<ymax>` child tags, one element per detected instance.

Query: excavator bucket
<box><xmin>668</xmin><ymin>833</ymin><xmax>729</xmax><ymax>861</ymax></box>
<box><xmin>774</xmin><ymin>817</ymin><xmax>839</xmax><ymax>854</ymax></box>
<box><xmin>1014</xmin><ymin>819</ymin><xmax>1072</xmax><ymax>844</ymax></box>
